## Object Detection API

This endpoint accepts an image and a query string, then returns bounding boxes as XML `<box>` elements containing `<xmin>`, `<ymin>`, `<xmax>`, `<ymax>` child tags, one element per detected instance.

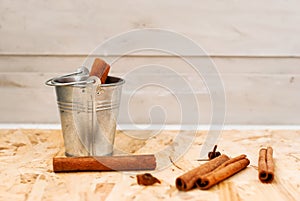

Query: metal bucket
<box><xmin>46</xmin><ymin>67</ymin><xmax>125</xmax><ymax>156</ymax></box>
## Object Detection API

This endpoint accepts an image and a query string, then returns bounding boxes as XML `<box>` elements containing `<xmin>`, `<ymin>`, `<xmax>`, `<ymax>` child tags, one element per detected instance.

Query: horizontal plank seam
<box><xmin>1</xmin><ymin>53</ymin><xmax>300</xmax><ymax>59</ymax></box>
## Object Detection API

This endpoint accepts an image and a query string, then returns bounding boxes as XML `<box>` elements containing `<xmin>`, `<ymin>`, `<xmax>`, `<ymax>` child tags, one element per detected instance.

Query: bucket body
<box><xmin>47</xmin><ymin>70</ymin><xmax>124</xmax><ymax>156</ymax></box>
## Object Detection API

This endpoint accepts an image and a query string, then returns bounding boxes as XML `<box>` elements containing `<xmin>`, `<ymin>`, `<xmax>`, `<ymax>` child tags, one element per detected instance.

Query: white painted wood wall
<box><xmin>0</xmin><ymin>0</ymin><xmax>299</xmax><ymax>125</ymax></box>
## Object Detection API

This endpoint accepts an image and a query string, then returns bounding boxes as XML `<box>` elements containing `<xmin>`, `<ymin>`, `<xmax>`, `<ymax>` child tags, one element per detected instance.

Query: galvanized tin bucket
<box><xmin>46</xmin><ymin>67</ymin><xmax>125</xmax><ymax>156</ymax></box>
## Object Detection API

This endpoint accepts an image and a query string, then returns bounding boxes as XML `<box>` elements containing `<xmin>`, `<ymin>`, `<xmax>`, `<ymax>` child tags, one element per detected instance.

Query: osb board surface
<box><xmin>0</xmin><ymin>129</ymin><xmax>299</xmax><ymax>201</ymax></box>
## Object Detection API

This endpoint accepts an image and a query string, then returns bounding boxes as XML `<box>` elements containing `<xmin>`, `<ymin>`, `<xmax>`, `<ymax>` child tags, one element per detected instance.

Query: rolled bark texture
<box><xmin>258</xmin><ymin>147</ymin><xmax>274</xmax><ymax>183</ymax></box>
<box><xmin>176</xmin><ymin>155</ymin><xmax>230</xmax><ymax>191</ymax></box>
<box><xmin>53</xmin><ymin>155</ymin><xmax>156</xmax><ymax>172</ymax></box>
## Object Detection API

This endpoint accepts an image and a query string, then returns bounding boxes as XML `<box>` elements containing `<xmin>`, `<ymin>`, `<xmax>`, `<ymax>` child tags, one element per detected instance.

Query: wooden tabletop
<box><xmin>0</xmin><ymin>129</ymin><xmax>299</xmax><ymax>201</ymax></box>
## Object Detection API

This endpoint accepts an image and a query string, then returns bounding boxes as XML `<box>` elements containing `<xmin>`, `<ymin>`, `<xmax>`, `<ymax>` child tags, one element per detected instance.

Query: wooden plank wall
<box><xmin>0</xmin><ymin>0</ymin><xmax>299</xmax><ymax>125</ymax></box>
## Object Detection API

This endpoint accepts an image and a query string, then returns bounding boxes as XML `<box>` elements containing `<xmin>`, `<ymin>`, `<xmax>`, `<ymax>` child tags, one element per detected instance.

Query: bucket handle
<box><xmin>45</xmin><ymin>78</ymin><xmax>96</xmax><ymax>86</ymax></box>
<box><xmin>45</xmin><ymin>67</ymin><xmax>95</xmax><ymax>86</ymax></box>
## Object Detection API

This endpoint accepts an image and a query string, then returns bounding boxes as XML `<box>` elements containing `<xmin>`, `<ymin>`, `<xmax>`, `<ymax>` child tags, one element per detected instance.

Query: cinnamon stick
<box><xmin>89</xmin><ymin>58</ymin><xmax>110</xmax><ymax>84</ymax></box>
<box><xmin>258</xmin><ymin>147</ymin><xmax>274</xmax><ymax>183</ymax></box>
<box><xmin>53</xmin><ymin>155</ymin><xmax>156</xmax><ymax>172</ymax></box>
<box><xmin>196</xmin><ymin>154</ymin><xmax>250</xmax><ymax>190</ymax></box>
<box><xmin>176</xmin><ymin>154</ymin><xmax>230</xmax><ymax>191</ymax></box>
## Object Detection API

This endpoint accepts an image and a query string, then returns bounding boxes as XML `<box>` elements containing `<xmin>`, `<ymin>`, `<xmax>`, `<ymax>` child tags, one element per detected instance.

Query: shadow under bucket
<box><xmin>46</xmin><ymin>67</ymin><xmax>125</xmax><ymax>156</ymax></box>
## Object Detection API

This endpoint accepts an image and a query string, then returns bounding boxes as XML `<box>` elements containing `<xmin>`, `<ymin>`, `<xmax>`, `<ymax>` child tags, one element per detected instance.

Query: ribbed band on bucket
<box><xmin>57</xmin><ymin>100</ymin><xmax>119</xmax><ymax>112</ymax></box>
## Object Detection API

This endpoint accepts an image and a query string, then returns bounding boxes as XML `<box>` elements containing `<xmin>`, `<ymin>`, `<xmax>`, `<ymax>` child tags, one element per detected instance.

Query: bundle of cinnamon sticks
<box><xmin>176</xmin><ymin>154</ymin><xmax>250</xmax><ymax>191</ymax></box>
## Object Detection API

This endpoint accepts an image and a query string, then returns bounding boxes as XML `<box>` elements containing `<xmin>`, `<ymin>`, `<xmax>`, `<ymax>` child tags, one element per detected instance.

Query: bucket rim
<box><xmin>46</xmin><ymin>76</ymin><xmax>125</xmax><ymax>87</ymax></box>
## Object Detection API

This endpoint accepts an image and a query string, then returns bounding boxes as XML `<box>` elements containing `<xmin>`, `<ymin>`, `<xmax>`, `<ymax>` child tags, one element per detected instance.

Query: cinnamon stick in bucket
<box><xmin>90</xmin><ymin>58</ymin><xmax>110</xmax><ymax>84</ymax></box>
